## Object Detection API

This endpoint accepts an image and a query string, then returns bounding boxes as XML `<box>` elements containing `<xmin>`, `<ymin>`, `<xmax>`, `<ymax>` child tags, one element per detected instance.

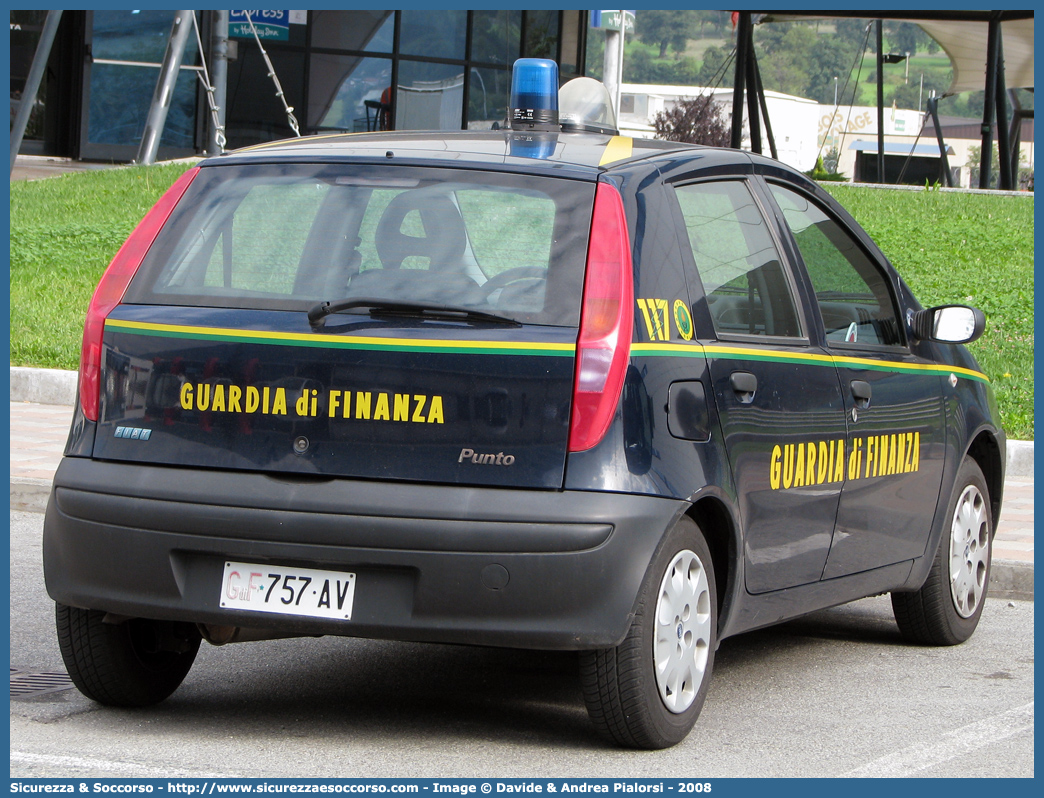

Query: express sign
<box><xmin>229</xmin><ymin>10</ymin><xmax>290</xmax><ymax>41</ymax></box>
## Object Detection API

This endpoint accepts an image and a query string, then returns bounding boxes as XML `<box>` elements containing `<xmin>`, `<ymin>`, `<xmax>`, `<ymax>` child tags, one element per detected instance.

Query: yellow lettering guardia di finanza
<box><xmin>769</xmin><ymin>432</ymin><xmax>920</xmax><ymax>490</ymax></box>
<box><xmin>179</xmin><ymin>383</ymin><xmax>444</xmax><ymax>424</ymax></box>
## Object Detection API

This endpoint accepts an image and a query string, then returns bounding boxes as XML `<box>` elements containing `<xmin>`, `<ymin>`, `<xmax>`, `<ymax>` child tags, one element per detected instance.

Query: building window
<box><xmin>523</xmin><ymin>10</ymin><xmax>559</xmax><ymax>59</ymax></box>
<box><xmin>399</xmin><ymin>10</ymin><xmax>467</xmax><ymax>60</ymax></box>
<box><xmin>14</xmin><ymin>10</ymin><xmax>589</xmax><ymax>161</ymax></box>
<box><xmin>395</xmin><ymin>61</ymin><xmax>467</xmax><ymax>131</ymax></box>
<box><xmin>85</xmin><ymin>10</ymin><xmax>200</xmax><ymax>153</ymax></box>
<box><xmin>309</xmin><ymin>55</ymin><xmax>393</xmax><ymax>133</ymax></box>
<box><xmin>470</xmin><ymin>10</ymin><xmax>522</xmax><ymax>66</ymax></box>
<box><xmin>310</xmin><ymin>10</ymin><xmax>393</xmax><ymax>52</ymax></box>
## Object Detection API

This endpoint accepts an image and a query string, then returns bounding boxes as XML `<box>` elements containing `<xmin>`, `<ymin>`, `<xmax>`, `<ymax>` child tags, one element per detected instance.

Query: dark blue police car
<box><xmin>44</xmin><ymin>60</ymin><xmax>1004</xmax><ymax>749</ymax></box>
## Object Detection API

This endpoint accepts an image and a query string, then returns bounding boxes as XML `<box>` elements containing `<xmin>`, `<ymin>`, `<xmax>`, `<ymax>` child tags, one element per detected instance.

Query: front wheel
<box><xmin>891</xmin><ymin>457</ymin><xmax>993</xmax><ymax>645</ymax></box>
<box><xmin>56</xmin><ymin>603</ymin><xmax>201</xmax><ymax>707</ymax></box>
<box><xmin>580</xmin><ymin>516</ymin><xmax>717</xmax><ymax>749</ymax></box>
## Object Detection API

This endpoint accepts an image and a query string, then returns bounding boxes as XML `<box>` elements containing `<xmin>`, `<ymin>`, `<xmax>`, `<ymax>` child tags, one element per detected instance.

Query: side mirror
<box><xmin>910</xmin><ymin>305</ymin><xmax>985</xmax><ymax>344</ymax></box>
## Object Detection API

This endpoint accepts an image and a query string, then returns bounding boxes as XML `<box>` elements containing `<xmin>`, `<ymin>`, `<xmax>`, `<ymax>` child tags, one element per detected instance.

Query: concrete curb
<box><xmin>989</xmin><ymin>561</ymin><xmax>1034</xmax><ymax>603</ymax></box>
<box><xmin>11</xmin><ymin>478</ymin><xmax>52</xmax><ymax>514</ymax></box>
<box><xmin>10</xmin><ymin>366</ymin><xmax>1036</xmax><ymax>477</ymax></box>
<box><xmin>1006</xmin><ymin>440</ymin><xmax>1034</xmax><ymax>480</ymax></box>
<box><xmin>10</xmin><ymin>367</ymin><xmax>78</xmax><ymax>406</ymax></box>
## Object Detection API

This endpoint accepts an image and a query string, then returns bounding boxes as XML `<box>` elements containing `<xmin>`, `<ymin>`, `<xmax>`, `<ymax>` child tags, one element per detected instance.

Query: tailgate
<box><xmin>90</xmin><ymin>161</ymin><xmax>594</xmax><ymax>490</ymax></box>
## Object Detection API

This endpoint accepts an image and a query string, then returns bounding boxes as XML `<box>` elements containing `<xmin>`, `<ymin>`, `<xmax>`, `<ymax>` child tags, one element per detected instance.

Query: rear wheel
<box><xmin>580</xmin><ymin>516</ymin><xmax>717</xmax><ymax>749</ymax></box>
<box><xmin>56</xmin><ymin>603</ymin><xmax>201</xmax><ymax>707</ymax></box>
<box><xmin>891</xmin><ymin>457</ymin><xmax>993</xmax><ymax>645</ymax></box>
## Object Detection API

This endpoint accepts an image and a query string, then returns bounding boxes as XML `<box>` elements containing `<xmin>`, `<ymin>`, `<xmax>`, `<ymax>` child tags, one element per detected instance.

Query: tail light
<box><xmin>78</xmin><ymin>166</ymin><xmax>199</xmax><ymax>421</ymax></box>
<box><xmin>568</xmin><ymin>181</ymin><xmax>634</xmax><ymax>452</ymax></box>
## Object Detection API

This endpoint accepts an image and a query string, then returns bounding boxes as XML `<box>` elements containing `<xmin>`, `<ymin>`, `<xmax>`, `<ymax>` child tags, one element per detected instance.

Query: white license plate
<box><xmin>220</xmin><ymin>561</ymin><xmax>356</xmax><ymax>621</ymax></box>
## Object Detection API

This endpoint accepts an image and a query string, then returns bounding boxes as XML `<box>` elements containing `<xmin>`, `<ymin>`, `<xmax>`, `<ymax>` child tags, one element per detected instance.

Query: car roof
<box><xmin>203</xmin><ymin>130</ymin><xmax>746</xmax><ymax>177</ymax></box>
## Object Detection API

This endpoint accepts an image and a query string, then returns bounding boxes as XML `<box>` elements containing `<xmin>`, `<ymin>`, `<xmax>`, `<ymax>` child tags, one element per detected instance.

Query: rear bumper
<box><xmin>43</xmin><ymin>458</ymin><xmax>686</xmax><ymax>649</ymax></box>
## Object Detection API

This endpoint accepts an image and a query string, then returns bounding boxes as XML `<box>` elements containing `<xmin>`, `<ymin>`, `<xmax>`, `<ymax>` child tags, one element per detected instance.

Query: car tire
<box><xmin>56</xmin><ymin>603</ymin><xmax>202</xmax><ymax>707</ymax></box>
<box><xmin>891</xmin><ymin>457</ymin><xmax>993</xmax><ymax>645</ymax></box>
<box><xmin>579</xmin><ymin>516</ymin><xmax>717</xmax><ymax>749</ymax></box>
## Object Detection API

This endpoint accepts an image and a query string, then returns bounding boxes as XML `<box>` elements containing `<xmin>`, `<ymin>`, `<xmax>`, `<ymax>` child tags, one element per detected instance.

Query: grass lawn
<box><xmin>8</xmin><ymin>164</ymin><xmax>1034</xmax><ymax>439</ymax></box>
<box><xmin>825</xmin><ymin>185</ymin><xmax>1034</xmax><ymax>440</ymax></box>
<box><xmin>9</xmin><ymin>163</ymin><xmax>194</xmax><ymax>371</ymax></box>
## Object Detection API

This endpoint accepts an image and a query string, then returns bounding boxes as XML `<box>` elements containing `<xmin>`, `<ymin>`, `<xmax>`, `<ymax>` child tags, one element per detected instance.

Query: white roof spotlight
<box><xmin>559</xmin><ymin>77</ymin><xmax>619</xmax><ymax>135</ymax></box>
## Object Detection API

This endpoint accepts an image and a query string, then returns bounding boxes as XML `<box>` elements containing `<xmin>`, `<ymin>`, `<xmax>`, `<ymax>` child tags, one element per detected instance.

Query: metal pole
<box><xmin>994</xmin><ymin>30</ymin><xmax>1012</xmax><ymax>191</ymax></box>
<box><xmin>745</xmin><ymin>40</ymin><xmax>761</xmax><ymax>155</ymax></box>
<box><xmin>613</xmin><ymin>13</ymin><xmax>626</xmax><ymax>121</ymax></box>
<box><xmin>979</xmin><ymin>13</ymin><xmax>1001</xmax><ymax>189</ymax></box>
<box><xmin>208</xmin><ymin>10</ymin><xmax>229</xmax><ymax>156</ymax></box>
<box><xmin>603</xmin><ymin>27</ymin><xmax>621</xmax><ymax>120</ymax></box>
<box><xmin>730</xmin><ymin>12</ymin><xmax>750</xmax><ymax>149</ymax></box>
<box><xmin>1008</xmin><ymin>90</ymin><xmax>1024</xmax><ymax>188</ymax></box>
<box><xmin>9</xmin><ymin>10</ymin><xmax>63</xmax><ymax>175</ymax></box>
<box><xmin>927</xmin><ymin>95</ymin><xmax>953</xmax><ymax>188</ymax></box>
<box><xmin>752</xmin><ymin>53</ymin><xmax>777</xmax><ymax>160</ymax></box>
<box><xmin>876</xmin><ymin>20</ymin><xmax>885</xmax><ymax>184</ymax></box>
<box><xmin>136</xmin><ymin>10</ymin><xmax>194</xmax><ymax>165</ymax></box>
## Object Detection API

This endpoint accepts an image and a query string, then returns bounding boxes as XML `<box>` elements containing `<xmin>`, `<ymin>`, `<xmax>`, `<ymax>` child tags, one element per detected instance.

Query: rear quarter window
<box><xmin>674</xmin><ymin>180</ymin><xmax>803</xmax><ymax>339</ymax></box>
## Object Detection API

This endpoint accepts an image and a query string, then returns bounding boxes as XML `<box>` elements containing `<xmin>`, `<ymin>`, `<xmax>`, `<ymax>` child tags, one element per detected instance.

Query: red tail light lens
<box><xmin>568</xmin><ymin>181</ymin><xmax>634</xmax><ymax>452</ymax></box>
<box><xmin>79</xmin><ymin>166</ymin><xmax>199</xmax><ymax>421</ymax></box>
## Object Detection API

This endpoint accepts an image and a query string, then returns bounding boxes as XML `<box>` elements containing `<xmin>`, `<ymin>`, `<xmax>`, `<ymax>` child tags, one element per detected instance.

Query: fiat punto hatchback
<box><xmin>44</xmin><ymin>60</ymin><xmax>1004</xmax><ymax>749</ymax></box>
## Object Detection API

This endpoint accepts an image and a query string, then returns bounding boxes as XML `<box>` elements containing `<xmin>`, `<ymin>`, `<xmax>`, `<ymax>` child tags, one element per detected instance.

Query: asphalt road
<box><xmin>10</xmin><ymin>510</ymin><xmax>1034</xmax><ymax>779</ymax></box>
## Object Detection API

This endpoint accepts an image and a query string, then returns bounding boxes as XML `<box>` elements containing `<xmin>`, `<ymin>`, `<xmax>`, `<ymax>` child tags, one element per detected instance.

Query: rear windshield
<box><xmin>126</xmin><ymin>163</ymin><xmax>596</xmax><ymax>327</ymax></box>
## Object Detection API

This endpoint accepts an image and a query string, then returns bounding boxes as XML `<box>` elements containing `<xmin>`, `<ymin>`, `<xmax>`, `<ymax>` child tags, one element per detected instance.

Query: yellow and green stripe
<box><xmin>105</xmin><ymin>319</ymin><xmax>575</xmax><ymax>358</ymax></box>
<box><xmin>106</xmin><ymin>319</ymin><xmax>988</xmax><ymax>383</ymax></box>
<box><xmin>631</xmin><ymin>341</ymin><xmax>989</xmax><ymax>383</ymax></box>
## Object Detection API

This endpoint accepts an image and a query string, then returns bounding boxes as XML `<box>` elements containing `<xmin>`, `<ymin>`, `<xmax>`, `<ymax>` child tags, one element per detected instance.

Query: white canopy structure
<box><xmin>730</xmin><ymin>10</ymin><xmax>1033</xmax><ymax>189</ymax></box>
<box><xmin>893</xmin><ymin>16</ymin><xmax>1032</xmax><ymax>94</ymax></box>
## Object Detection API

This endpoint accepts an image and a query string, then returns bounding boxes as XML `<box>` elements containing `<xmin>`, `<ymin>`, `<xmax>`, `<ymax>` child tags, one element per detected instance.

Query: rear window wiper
<box><xmin>308</xmin><ymin>297</ymin><xmax>521</xmax><ymax>328</ymax></box>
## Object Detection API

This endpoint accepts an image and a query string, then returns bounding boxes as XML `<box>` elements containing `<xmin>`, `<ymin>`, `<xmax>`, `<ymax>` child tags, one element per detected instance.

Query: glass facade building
<box><xmin>10</xmin><ymin>9</ymin><xmax>589</xmax><ymax>161</ymax></box>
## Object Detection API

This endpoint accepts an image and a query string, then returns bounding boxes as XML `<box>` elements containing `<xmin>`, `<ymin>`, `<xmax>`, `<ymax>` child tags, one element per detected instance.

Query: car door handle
<box><xmin>730</xmin><ymin>371</ymin><xmax>757</xmax><ymax>404</ymax></box>
<box><xmin>851</xmin><ymin>380</ymin><xmax>872</xmax><ymax>409</ymax></box>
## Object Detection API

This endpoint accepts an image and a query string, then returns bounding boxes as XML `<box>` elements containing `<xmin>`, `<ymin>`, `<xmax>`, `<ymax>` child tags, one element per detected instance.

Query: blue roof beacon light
<box><xmin>510</xmin><ymin>58</ymin><xmax>560</xmax><ymax>131</ymax></box>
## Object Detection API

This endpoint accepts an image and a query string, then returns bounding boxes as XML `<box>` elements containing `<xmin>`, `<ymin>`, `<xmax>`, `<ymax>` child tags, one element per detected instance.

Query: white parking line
<box><xmin>10</xmin><ymin>750</ymin><xmax>241</xmax><ymax>779</ymax></box>
<box><xmin>843</xmin><ymin>701</ymin><xmax>1035</xmax><ymax>777</ymax></box>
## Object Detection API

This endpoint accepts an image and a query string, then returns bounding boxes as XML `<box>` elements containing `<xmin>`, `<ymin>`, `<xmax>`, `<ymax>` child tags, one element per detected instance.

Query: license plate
<box><xmin>220</xmin><ymin>561</ymin><xmax>356</xmax><ymax>620</ymax></box>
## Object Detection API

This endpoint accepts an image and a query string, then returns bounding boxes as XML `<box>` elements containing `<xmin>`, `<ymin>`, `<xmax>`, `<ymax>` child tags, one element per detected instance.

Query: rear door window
<box><xmin>127</xmin><ymin>164</ymin><xmax>594</xmax><ymax>327</ymax></box>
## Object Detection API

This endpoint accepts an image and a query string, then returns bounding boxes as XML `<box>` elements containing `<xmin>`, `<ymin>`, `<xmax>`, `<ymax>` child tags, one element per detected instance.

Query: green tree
<box><xmin>753</xmin><ymin>21</ymin><xmax>793</xmax><ymax>55</ymax></box>
<box><xmin>635</xmin><ymin>10</ymin><xmax>698</xmax><ymax>58</ymax></box>
<box><xmin>887</xmin><ymin>22</ymin><xmax>922</xmax><ymax>57</ymax></box>
<box><xmin>892</xmin><ymin>72</ymin><xmax>948</xmax><ymax>110</ymax></box>
<box><xmin>966</xmin><ymin>142</ymin><xmax>1028</xmax><ymax>188</ymax></box>
<box><xmin>756</xmin><ymin>24</ymin><xmax>816</xmax><ymax>97</ymax></box>
<box><xmin>692</xmin><ymin>10</ymin><xmax>725</xmax><ymax>39</ymax></box>
<box><xmin>697</xmin><ymin>44</ymin><xmax>729</xmax><ymax>87</ymax></box>
<box><xmin>624</xmin><ymin>43</ymin><xmax>698</xmax><ymax>85</ymax></box>
<box><xmin>835</xmin><ymin>18</ymin><xmax>871</xmax><ymax>50</ymax></box>
<box><xmin>805</xmin><ymin>36</ymin><xmax>858</xmax><ymax>104</ymax></box>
